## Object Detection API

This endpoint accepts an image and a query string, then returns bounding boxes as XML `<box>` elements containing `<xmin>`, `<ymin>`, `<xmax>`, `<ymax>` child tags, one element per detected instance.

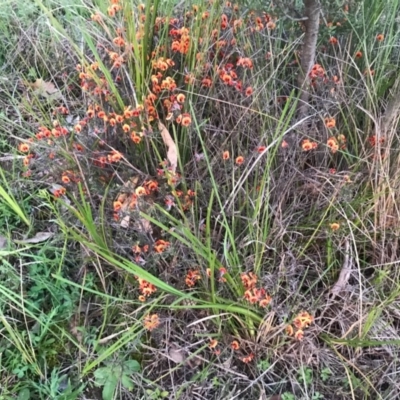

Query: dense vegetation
<box><xmin>1</xmin><ymin>0</ymin><xmax>400</xmax><ymax>399</ymax></box>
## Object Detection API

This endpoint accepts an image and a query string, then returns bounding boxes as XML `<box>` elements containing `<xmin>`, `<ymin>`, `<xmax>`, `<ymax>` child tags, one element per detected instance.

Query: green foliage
<box><xmin>94</xmin><ymin>359</ymin><xmax>140</xmax><ymax>400</ymax></box>
<box><xmin>281</xmin><ymin>392</ymin><xmax>295</xmax><ymax>400</ymax></box>
<box><xmin>320</xmin><ymin>367</ymin><xmax>332</xmax><ymax>382</ymax></box>
<box><xmin>146</xmin><ymin>388</ymin><xmax>169</xmax><ymax>399</ymax></box>
<box><xmin>298</xmin><ymin>366</ymin><xmax>313</xmax><ymax>386</ymax></box>
<box><xmin>1</xmin><ymin>0</ymin><xmax>400</xmax><ymax>398</ymax></box>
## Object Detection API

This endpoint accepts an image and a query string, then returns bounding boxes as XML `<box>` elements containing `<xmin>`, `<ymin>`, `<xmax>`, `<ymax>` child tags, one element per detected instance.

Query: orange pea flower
<box><xmin>245</xmin><ymin>87</ymin><xmax>253</xmax><ymax>97</ymax></box>
<box><xmin>329</xmin><ymin>37</ymin><xmax>338</xmax><ymax>45</ymax></box>
<box><xmin>294</xmin><ymin>329</ymin><xmax>304</xmax><ymax>341</ymax></box>
<box><xmin>231</xmin><ymin>340</ymin><xmax>240</xmax><ymax>350</ymax></box>
<box><xmin>327</xmin><ymin>137</ymin><xmax>339</xmax><ymax>153</ymax></box>
<box><xmin>185</xmin><ymin>269</ymin><xmax>201</xmax><ymax>287</ymax></box>
<box><xmin>181</xmin><ymin>113</ymin><xmax>191</xmax><ymax>127</ymax></box>
<box><xmin>324</xmin><ymin>117</ymin><xmax>336</xmax><ymax>129</ymax></box>
<box><xmin>143</xmin><ymin>314</ymin><xmax>160</xmax><ymax>331</ymax></box>
<box><xmin>222</xmin><ymin>150</ymin><xmax>230</xmax><ymax>160</ymax></box>
<box><xmin>18</xmin><ymin>143</ymin><xmax>30</xmax><ymax>153</ymax></box>
<box><xmin>235</xmin><ymin>156</ymin><xmax>244</xmax><ymax>165</ymax></box>
<box><xmin>330</xmin><ymin>222</ymin><xmax>340</xmax><ymax>231</ymax></box>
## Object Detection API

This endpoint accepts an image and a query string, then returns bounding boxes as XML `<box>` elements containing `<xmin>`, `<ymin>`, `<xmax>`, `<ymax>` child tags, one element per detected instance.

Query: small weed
<box><xmin>298</xmin><ymin>366</ymin><xmax>313</xmax><ymax>386</ymax></box>
<box><xmin>146</xmin><ymin>388</ymin><xmax>169</xmax><ymax>399</ymax></box>
<box><xmin>320</xmin><ymin>367</ymin><xmax>332</xmax><ymax>383</ymax></box>
<box><xmin>281</xmin><ymin>392</ymin><xmax>295</xmax><ymax>400</ymax></box>
<box><xmin>94</xmin><ymin>359</ymin><xmax>140</xmax><ymax>400</ymax></box>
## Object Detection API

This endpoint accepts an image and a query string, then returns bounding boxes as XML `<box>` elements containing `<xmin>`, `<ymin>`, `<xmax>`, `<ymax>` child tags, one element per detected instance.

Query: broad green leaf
<box><xmin>123</xmin><ymin>359</ymin><xmax>140</xmax><ymax>373</ymax></box>
<box><xmin>102</xmin><ymin>375</ymin><xmax>118</xmax><ymax>400</ymax></box>
<box><xmin>120</xmin><ymin>374</ymin><xmax>134</xmax><ymax>391</ymax></box>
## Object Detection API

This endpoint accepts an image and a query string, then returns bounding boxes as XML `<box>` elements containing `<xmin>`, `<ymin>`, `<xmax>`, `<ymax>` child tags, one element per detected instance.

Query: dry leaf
<box><xmin>168</xmin><ymin>343</ymin><xmax>185</xmax><ymax>364</ymax></box>
<box><xmin>133</xmin><ymin>218</ymin><xmax>153</xmax><ymax>234</ymax></box>
<box><xmin>329</xmin><ymin>238</ymin><xmax>352</xmax><ymax>299</ymax></box>
<box><xmin>14</xmin><ymin>232</ymin><xmax>54</xmax><ymax>244</ymax></box>
<box><xmin>158</xmin><ymin>121</ymin><xmax>178</xmax><ymax>173</ymax></box>
<box><xmin>120</xmin><ymin>215</ymin><xmax>130</xmax><ymax>229</ymax></box>
<box><xmin>29</xmin><ymin>79</ymin><xmax>62</xmax><ymax>100</ymax></box>
<box><xmin>69</xmin><ymin>313</ymin><xmax>82</xmax><ymax>343</ymax></box>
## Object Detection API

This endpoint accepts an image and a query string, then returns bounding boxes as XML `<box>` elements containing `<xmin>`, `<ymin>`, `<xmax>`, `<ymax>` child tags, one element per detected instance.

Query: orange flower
<box><xmin>107</xmin><ymin>150</ymin><xmax>123</xmax><ymax>163</ymax></box>
<box><xmin>115</xmin><ymin>115</ymin><xmax>124</xmax><ymax>124</ymax></box>
<box><xmin>135</xmin><ymin>186</ymin><xmax>147</xmax><ymax>196</ymax></box>
<box><xmin>286</xmin><ymin>325</ymin><xmax>294</xmax><ymax>336</ymax></box>
<box><xmin>113</xmin><ymin>200</ymin><xmax>123</xmax><ymax>212</ymax></box>
<box><xmin>222</xmin><ymin>150</ymin><xmax>230</xmax><ymax>160</ymax></box>
<box><xmin>74</xmin><ymin>124</ymin><xmax>82</xmax><ymax>133</ymax></box>
<box><xmin>209</xmin><ymin>339</ymin><xmax>218</xmax><ymax>349</ymax></box>
<box><xmin>176</xmin><ymin>93</ymin><xmax>185</xmax><ymax>103</ymax></box>
<box><xmin>138</xmin><ymin>278</ymin><xmax>157</xmax><ymax>297</ymax></box>
<box><xmin>23</xmin><ymin>157</ymin><xmax>30</xmax><ymax>167</ymax></box>
<box><xmin>61</xmin><ymin>175</ymin><xmax>71</xmax><ymax>184</ymax></box>
<box><xmin>237</xmin><ymin>57</ymin><xmax>253</xmax><ymax>69</ymax></box>
<box><xmin>231</xmin><ymin>340</ymin><xmax>240</xmax><ymax>350</ymax></box>
<box><xmin>91</xmin><ymin>13</ymin><xmax>102</xmax><ymax>22</ymax></box>
<box><xmin>235</xmin><ymin>156</ymin><xmax>244</xmax><ymax>165</ymax></box>
<box><xmin>330</xmin><ymin>222</ymin><xmax>340</xmax><ymax>231</ymax></box>
<box><xmin>143</xmin><ymin>314</ymin><xmax>160</xmax><ymax>331</ymax></box>
<box><xmin>329</xmin><ymin>37</ymin><xmax>338</xmax><ymax>45</ymax></box>
<box><xmin>53</xmin><ymin>187</ymin><xmax>66</xmax><ymax>197</ymax></box>
<box><xmin>185</xmin><ymin>269</ymin><xmax>201</xmax><ymax>287</ymax></box>
<box><xmin>327</xmin><ymin>137</ymin><xmax>339</xmax><ymax>153</ymax></box>
<box><xmin>218</xmin><ymin>267</ymin><xmax>227</xmax><ymax>282</ymax></box>
<box><xmin>132</xmin><ymin>244</ymin><xmax>141</xmax><ymax>254</ymax></box>
<box><xmin>376</xmin><ymin>34</ymin><xmax>384</xmax><ymax>42</ymax></box>
<box><xmin>154</xmin><ymin>239</ymin><xmax>170</xmax><ymax>253</ymax></box>
<box><xmin>281</xmin><ymin>140</ymin><xmax>289</xmax><ymax>148</ymax></box>
<box><xmin>355</xmin><ymin>51</ymin><xmax>363</xmax><ymax>59</ymax></box>
<box><xmin>309</xmin><ymin>64</ymin><xmax>325</xmax><ymax>79</ymax></box>
<box><xmin>245</xmin><ymin>87</ymin><xmax>253</xmax><ymax>97</ymax></box>
<box><xmin>257</xmin><ymin>146</ymin><xmax>266</xmax><ymax>153</ymax></box>
<box><xmin>259</xmin><ymin>295</ymin><xmax>272</xmax><ymax>308</ymax></box>
<box><xmin>201</xmin><ymin>77</ymin><xmax>213</xmax><ymax>87</ymax></box>
<box><xmin>131</xmin><ymin>133</ymin><xmax>141</xmax><ymax>144</ymax></box>
<box><xmin>324</xmin><ymin>117</ymin><xmax>336</xmax><ymax>129</ymax></box>
<box><xmin>294</xmin><ymin>329</ymin><xmax>304</xmax><ymax>341</ymax></box>
<box><xmin>301</xmin><ymin>139</ymin><xmax>317</xmax><ymax>151</ymax></box>
<box><xmin>241</xmin><ymin>272</ymin><xmax>257</xmax><ymax>290</ymax></box>
<box><xmin>181</xmin><ymin>113</ymin><xmax>191</xmax><ymax>127</ymax></box>
<box><xmin>368</xmin><ymin>135</ymin><xmax>385</xmax><ymax>146</ymax></box>
<box><xmin>293</xmin><ymin>311</ymin><xmax>314</xmax><ymax>329</ymax></box>
<box><xmin>297</xmin><ymin>311</ymin><xmax>314</xmax><ymax>327</ymax></box>
<box><xmin>144</xmin><ymin>180</ymin><xmax>158</xmax><ymax>192</ymax></box>
<box><xmin>18</xmin><ymin>143</ymin><xmax>30</xmax><ymax>153</ymax></box>
<box><xmin>221</xmin><ymin>74</ymin><xmax>232</xmax><ymax>85</ymax></box>
<box><xmin>113</xmin><ymin>36</ymin><xmax>125</xmax><ymax>47</ymax></box>
<box><xmin>364</xmin><ymin>69</ymin><xmax>375</xmax><ymax>77</ymax></box>
<box><xmin>266</xmin><ymin>21</ymin><xmax>276</xmax><ymax>30</ymax></box>
<box><xmin>241</xmin><ymin>353</ymin><xmax>254</xmax><ymax>363</ymax></box>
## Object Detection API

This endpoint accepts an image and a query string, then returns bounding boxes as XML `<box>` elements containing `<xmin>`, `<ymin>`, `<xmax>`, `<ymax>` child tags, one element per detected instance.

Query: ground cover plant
<box><xmin>1</xmin><ymin>0</ymin><xmax>400</xmax><ymax>398</ymax></box>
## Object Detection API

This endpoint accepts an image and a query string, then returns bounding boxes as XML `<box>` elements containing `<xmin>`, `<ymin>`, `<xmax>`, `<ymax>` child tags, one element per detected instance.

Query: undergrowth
<box><xmin>1</xmin><ymin>0</ymin><xmax>400</xmax><ymax>399</ymax></box>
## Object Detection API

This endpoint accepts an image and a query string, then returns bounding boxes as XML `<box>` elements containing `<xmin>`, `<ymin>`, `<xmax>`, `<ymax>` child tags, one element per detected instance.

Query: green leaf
<box><xmin>120</xmin><ymin>374</ymin><xmax>134</xmax><ymax>391</ymax></box>
<box><xmin>123</xmin><ymin>359</ymin><xmax>140</xmax><ymax>373</ymax></box>
<box><xmin>18</xmin><ymin>388</ymin><xmax>31</xmax><ymax>400</ymax></box>
<box><xmin>94</xmin><ymin>367</ymin><xmax>111</xmax><ymax>385</ymax></box>
<box><xmin>102</xmin><ymin>375</ymin><xmax>118</xmax><ymax>400</ymax></box>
